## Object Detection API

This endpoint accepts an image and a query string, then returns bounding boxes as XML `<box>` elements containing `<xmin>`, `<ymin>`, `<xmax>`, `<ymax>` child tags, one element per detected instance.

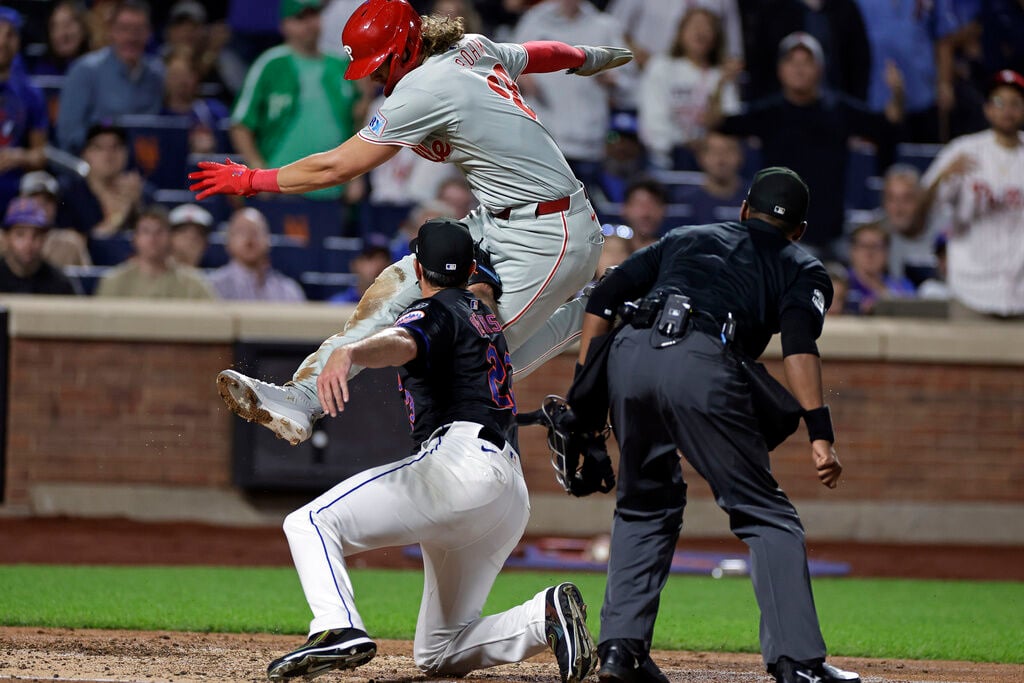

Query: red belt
<box><xmin>492</xmin><ymin>195</ymin><xmax>571</xmax><ymax>221</ymax></box>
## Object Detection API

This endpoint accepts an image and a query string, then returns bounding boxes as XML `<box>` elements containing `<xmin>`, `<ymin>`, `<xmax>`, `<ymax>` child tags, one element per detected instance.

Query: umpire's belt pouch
<box><xmin>650</xmin><ymin>294</ymin><xmax>691</xmax><ymax>348</ymax></box>
<box><xmin>736</xmin><ymin>355</ymin><xmax>803</xmax><ymax>451</ymax></box>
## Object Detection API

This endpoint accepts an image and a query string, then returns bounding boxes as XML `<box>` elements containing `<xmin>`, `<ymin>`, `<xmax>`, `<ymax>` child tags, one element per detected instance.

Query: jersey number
<box><xmin>486</xmin><ymin>64</ymin><xmax>537</xmax><ymax>121</ymax></box>
<box><xmin>486</xmin><ymin>344</ymin><xmax>517</xmax><ymax>412</ymax></box>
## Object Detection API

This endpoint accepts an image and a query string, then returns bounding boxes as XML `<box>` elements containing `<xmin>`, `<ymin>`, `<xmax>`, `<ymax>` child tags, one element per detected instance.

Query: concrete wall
<box><xmin>2</xmin><ymin>296</ymin><xmax>1022</xmax><ymax>544</ymax></box>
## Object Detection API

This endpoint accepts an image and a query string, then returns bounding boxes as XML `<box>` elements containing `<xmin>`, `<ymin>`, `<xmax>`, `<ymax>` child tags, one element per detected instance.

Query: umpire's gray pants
<box><xmin>600</xmin><ymin>326</ymin><xmax>828</xmax><ymax>667</ymax></box>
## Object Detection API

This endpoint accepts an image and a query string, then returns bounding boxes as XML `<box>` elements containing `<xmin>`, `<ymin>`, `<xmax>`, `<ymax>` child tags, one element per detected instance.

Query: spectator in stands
<box><xmin>85</xmin><ymin>0</ymin><xmax>117</xmax><ymax>51</ymax></box>
<box><xmin>599</xmin><ymin>110</ymin><xmax>646</xmax><ymax>203</ymax></box>
<box><xmin>161</xmin><ymin>47</ymin><xmax>230</xmax><ymax>155</ymax></box>
<box><xmin>512</xmin><ymin>0</ymin><xmax>635</xmax><ymax>194</ymax></box>
<box><xmin>436</xmin><ymin>177</ymin><xmax>477</xmax><ymax>219</ymax></box>
<box><xmin>207</xmin><ymin>207</ymin><xmax>306</xmax><ymax>302</ymax></box>
<box><xmin>607</xmin><ymin>0</ymin><xmax>744</xmax><ymax>69</ymax></box>
<box><xmin>711</xmin><ymin>32</ymin><xmax>905</xmax><ymax>259</ymax></box>
<box><xmin>161</xmin><ymin>1</ymin><xmax>234</xmax><ymax>103</ymax></box>
<box><xmin>975</xmin><ymin>1</ymin><xmax>1024</xmax><ymax>85</ymax></box>
<box><xmin>638</xmin><ymin>7</ymin><xmax>742</xmax><ymax>170</ymax></box>
<box><xmin>230</xmin><ymin>0</ymin><xmax>363</xmax><ymax>203</ymax></box>
<box><xmin>96</xmin><ymin>205</ymin><xmax>214</xmax><ymax>299</ymax></box>
<box><xmin>917</xmin><ymin>232</ymin><xmax>951</xmax><ymax>301</ymax></box>
<box><xmin>596</xmin><ymin>233</ymin><xmax>632</xmax><ymax>279</ymax></box>
<box><xmin>824</xmin><ymin>261</ymin><xmax>849</xmax><ymax>316</ymax></box>
<box><xmin>56</xmin><ymin>0</ymin><xmax>164</xmax><ymax>153</ymax></box>
<box><xmin>620</xmin><ymin>178</ymin><xmax>668</xmax><ymax>251</ymax></box>
<box><xmin>0</xmin><ymin>197</ymin><xmax>78</xmax><ymax>295</ymax></box>
<box><xmin>389</xmin><ymin>199</ymin><xmax>459</xmax><ymax>262</ymax></box>
<box><xmin>867</xmin><ymin>164</ymin><xmax>938</xmax><ymax>286</ymax></box>
<box><xmin>844</xmin><ymin>223</ymin><xmax>915</xmax><ymax>314</ymax></box>
<box><xmin>20</xmin><ymin>171</ymin><xmax>91</xmax><ymax>268</ymax></box>
<box><xmin>916</xmin><ymin>69</ymin><xmax>1024</xmax><ymax>321</ymax></box>
<box><xmin>329</xmin><ymin>244</ymin><xmax>392</xmax><ymax>304</ymax></box>
<box><xmin>676</xmin><ymin>132</ymin><xmax>747</xmax><ymax>224</ymax></box>
<box><xmin>168</xmin><ymin>203</ymin><xmax>214</xmax><ymax>268</ymax></box>
<box><xmin>318</xmin><ymin>0</ymin><xmax>366</xmax><ymax>58</ymax></box>
<box><xmin>58</xmin><ymin>123</ymin><xmax>154</xmax><ymax>237</ymax></box>
<box><xmin>431</xmin><ymin>0</ymin><xmax>485</xmax><ymax>33</ymax></box>
<box><xmin>854</xmin><ymin>0</ymin><xmax>961</xmax><ymax>143</ymax></box>
<box><xmin>0</xmin><ymin>8</ymin><xmax>49</xmax><ymax>211</ymax></box>
<box><xmin>31</xmin><ymin>0</ymin><xmax>91</xmax><ymax>77</ymax></box>
<box><xmin>741</xmin><ymin>0</ymin><xmax>871</xmax><ymax>102</ymax></box>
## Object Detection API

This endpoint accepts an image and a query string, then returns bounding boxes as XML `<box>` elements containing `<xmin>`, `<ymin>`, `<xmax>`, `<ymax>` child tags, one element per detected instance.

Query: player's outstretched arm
<box><xmin>318</xmin><ymin>328</ymin><xmax>419</xmax><ymax>416</ymax></box>
<box><xmin>189</xmin><ymin>136</ymin><xmax>401</xmax><ymax>200</ymax></box>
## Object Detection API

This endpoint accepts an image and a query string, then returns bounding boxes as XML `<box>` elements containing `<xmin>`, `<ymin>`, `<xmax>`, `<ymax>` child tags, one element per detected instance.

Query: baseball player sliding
<box><xmin>265</xmin><ymin>219</ymin><xmax>595</xmax><ymax>682</ymax></box>
<box><xmin>189</xmin><ymin>0</ymin><xmax>633</xmax><ymax>444</ymax></box>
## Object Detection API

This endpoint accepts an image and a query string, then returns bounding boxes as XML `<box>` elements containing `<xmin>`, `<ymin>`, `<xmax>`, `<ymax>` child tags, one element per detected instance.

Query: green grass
<box><xmin>1</xmin><ymin>566</ymin><xmax>1021</xmax><ymax>663</ymax></box>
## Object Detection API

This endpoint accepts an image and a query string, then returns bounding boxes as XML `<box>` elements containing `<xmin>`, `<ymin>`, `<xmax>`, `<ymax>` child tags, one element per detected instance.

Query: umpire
<box><xmin>578</xmin><ymin>167</ymin><xmax>859</xmax><ymax>683</ymax></box>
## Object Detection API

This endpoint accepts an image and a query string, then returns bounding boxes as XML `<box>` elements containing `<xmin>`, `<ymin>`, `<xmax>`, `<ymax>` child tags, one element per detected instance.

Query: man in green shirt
<box><xmin>230</xmin><ymin>0</ymin><xmax>361</xmax><ymax>202</ymax></box>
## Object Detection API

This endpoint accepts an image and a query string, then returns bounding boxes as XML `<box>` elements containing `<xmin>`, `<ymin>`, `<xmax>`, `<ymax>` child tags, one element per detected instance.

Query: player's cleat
<box><xmin>597</xmin><ymin>641</ymin><xmax>670</xmax><ymax>683</ymax></box>
<box><xmin>571</xmin><ymin>46</ymin><xmax>634</xmax><ymax>77</ymax></box>
<box><xmin>773</xmin><ymin>657</ymin><xmax>861</xmax><ymax>683</ymax></box>
<box><xmin>545</xmin><ymin>582</ymin><xmax>597</xmax><ymax>683</ymax></box>
<box><xmin>266</xmin><ymin>627</ymin><xmax>376</xmax><ymax>681</ymax></box>
<box><xmin>217</xmin><ymin>369</ymin><xmax>323</xmax><ymax>446</ymax></box>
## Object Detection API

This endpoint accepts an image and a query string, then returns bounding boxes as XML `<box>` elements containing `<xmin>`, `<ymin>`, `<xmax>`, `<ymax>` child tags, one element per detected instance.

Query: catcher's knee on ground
<box><xmin>414</xmin><ymin>633</ymin><xmax>471</xmax><ymax>677</ymax></box>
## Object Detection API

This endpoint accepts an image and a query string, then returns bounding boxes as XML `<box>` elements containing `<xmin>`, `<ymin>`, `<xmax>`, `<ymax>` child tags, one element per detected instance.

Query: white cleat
<box><xmin>216</xmin><ymin>370</ymin><xmax>323</xmax><ymax>446</ymax></box>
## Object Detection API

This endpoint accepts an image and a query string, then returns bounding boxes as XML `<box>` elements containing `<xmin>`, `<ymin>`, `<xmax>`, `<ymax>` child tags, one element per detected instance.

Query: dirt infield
<box><xmin>1</xmin><ymin>518</ymin><xmax>1021</xmax><ymax>683</ymax></box>
<box><xmin>0</xmin><ymin>627</ymin><xmax>1020</xmax><ymax>683</ymax></box>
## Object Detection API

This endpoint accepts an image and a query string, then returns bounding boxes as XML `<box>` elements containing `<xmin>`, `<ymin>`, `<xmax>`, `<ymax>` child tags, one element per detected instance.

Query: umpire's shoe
<box><xmin>217</xmin><ymin>370</ymin><xmax>323</xmax><ymax>445</ymax></box>
<box><xmin>266</xmin><ymin>627</ymin><xmax>376</xmax><ymax>681</ymax></box>
<box><xmin>545</xmin><ymin>582</ymin><xmax>598</xmax><ymax>683</ymax></box>
<box><xmin>773</xmin><ymin>656</ymin><xmax>861</xmax><ymax>683</ymax></box>
<box><xmin>597</xmin><ymin>641</ymin><xmax>670</xmax><ymax>683</ymax></box>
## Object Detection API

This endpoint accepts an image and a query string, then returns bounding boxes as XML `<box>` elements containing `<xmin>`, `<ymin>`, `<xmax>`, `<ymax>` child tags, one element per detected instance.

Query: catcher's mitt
<box><xmin>518</xmin><ymin>395</ymin><xmax>615</xmax><ymax>497</ymax></box>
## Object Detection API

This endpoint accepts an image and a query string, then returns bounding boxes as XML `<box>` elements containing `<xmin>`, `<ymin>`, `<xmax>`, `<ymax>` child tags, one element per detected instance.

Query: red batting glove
<box><xmin>188</xmin><ymin>158</ymin><xmax>258</xmax><ymax>200</ymax></box>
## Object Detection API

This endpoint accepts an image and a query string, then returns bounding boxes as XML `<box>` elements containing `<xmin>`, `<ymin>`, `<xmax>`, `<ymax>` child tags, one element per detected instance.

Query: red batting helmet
<box><xmin>342</xmin><ymin>0</ymin><xmax>423</xmax><ymax>96</ymax></box>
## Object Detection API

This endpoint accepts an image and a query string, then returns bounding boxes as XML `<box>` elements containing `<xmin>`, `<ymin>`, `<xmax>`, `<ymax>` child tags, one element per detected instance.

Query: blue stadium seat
<box><xmin>895</xmin><ymin>143</ymin><xmax>943</xmax><ymax>174</ymax></box>
<box><xmin>320</xmin><ymin>236</ymin><xmax>364</xmax><ymax>273</ymax></box>
<box><xmin>245</xmin><ymin>196</ymin><xmax>348</xmax><ymax>246</ymax></box>
<box><xmin>270</xmin><ymin>237</ymin><xmax>319</xmax><ymax>281</ymax></box>
<box><xmin>845</xmin><ymin>143</ymin><xmax>878</xmax><ymax>210</ymax></box>
<box><xmin>153</xmin><ymin>189</ymin><xmax>232</xmax><ymax>225</ymax></box>
<box><xmin>63</xmin><ymin>265</ymin><xmax>110</xmax><ymax>295</ymax></box>
<box><xmin>299</xmin><ymin>271</ymin><xmax>359</xmax><ymax>301</ymax></box>
<box><xmin>88</xmin><ymin>234</ymin><xmax>133</xmax><ymax>266</ymax></box>
<box><xmin>117</xmin><ymin>114</ymin><xmax>192</xmax><ymax>191</ymax></box>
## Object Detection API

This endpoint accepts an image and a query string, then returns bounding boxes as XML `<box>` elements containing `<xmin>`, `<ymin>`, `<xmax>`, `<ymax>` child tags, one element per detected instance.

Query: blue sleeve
<box><xmin>393</xmin><ymin>298</ymin><xmax>454</xmax><ymax>371</ymax></box>
<box><xmin>56</xmin><ymin>60</ymin><xmax>93</xmax><ymax>152</ymax></box>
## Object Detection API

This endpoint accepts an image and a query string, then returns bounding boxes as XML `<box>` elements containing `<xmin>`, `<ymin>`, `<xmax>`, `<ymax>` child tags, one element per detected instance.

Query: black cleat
<box><xmin>773</xmin><ymin>656</ymin><xmax>861</xmax><ymax>683</ymax></box>
<box><xmin>597</xmin><ymin>641</ymin><xmax>669</xmax><ymax>683</ymax></box>
<box><xmin>545</xmin><ymin>582</ymin><xmax>598</xmax><ymax>683</ymax></box>
<box><xmin>266</xmin><ymin>628</ymin><xmax>376</xmax><ymax>681</ymax></box>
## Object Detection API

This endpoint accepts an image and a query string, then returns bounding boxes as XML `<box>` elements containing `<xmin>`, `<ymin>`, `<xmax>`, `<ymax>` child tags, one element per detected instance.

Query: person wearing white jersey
<box><xmin>917</xmin><ymin>69</ymin><xmax>1024</xmax><ymax>320</ymax></box>
<box><xmin>189</xmin><ymin>0</ymin><xmax>633</xmax><ymax>444</ymax></box>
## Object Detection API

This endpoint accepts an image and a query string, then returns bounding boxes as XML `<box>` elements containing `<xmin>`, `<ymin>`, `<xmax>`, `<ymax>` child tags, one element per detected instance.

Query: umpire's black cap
<box><xmin>411</xmin><ymin>218</ymin><xmax>475</xmax><ymax>281</ymax></box>
<box><xmin>746</xmin><ymin>167</ymin><xmax>810</xmax><ymax>226</ymax></box>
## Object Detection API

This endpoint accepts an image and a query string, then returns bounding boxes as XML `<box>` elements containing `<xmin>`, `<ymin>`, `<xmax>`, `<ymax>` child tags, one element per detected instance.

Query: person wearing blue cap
<box><xmin>0</xmin><ymin>197</ymin><xmax>77</xmax><ymax>295</ymax></box>
<box><xmin>0</xmin><ymin>7</ymin><xmax>50</xmax><ymax>212</ymax></box>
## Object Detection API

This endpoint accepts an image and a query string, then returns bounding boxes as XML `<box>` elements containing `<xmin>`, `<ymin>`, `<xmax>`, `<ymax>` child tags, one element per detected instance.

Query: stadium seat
<box><xmin>245</xmin><ymin>196</ymin><xmax>348</xmax><ymax>246</ymax></box>
<box><xmin>320</xmin><ymin>236</ymin><xmax>364</xmax><ymax>274</ymax></box>
<box><xmin>895</xmin><ymin>143</ymin><xmax>943</xmax><ymax>174</ymax></box>
<box><xmin>299</xmin><ymin>271</ymin><xmax>359</xmax><ymax>301</ymax></box>
<box><xmin>117</xmin><ymin>114</ymin><xmax>192</xmax><ymax>191</ymax></box>
<box><xmin>88</xmin><ymin>234</ymin><xmax>133</xmax><ymax>267</ymax></box>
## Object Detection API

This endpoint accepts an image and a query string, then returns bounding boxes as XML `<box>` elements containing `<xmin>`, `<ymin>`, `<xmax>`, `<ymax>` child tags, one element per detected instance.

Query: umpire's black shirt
<box><xmin>393</xmin><ymin>287</ymin><xmax>515</xmax><ymax>444</ymax></box>
<box><xmin>607</xmin><ymin>219</ymin><xmax>833</xmax><ymax>359</ymax></box>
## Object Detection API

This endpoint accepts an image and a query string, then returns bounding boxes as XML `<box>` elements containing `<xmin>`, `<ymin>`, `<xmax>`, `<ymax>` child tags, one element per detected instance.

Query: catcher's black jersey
<box><xmin>393</xmin><ymin>287</ymin><xmax>516</xmax><ymax>444</ymax></box>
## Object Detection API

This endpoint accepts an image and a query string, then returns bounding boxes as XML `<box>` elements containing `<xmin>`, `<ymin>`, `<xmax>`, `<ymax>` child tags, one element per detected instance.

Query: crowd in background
<box><xmin>0</xmin><ymin>0</ymin><xmax>1020</xmax><ymax>319</ymax></box>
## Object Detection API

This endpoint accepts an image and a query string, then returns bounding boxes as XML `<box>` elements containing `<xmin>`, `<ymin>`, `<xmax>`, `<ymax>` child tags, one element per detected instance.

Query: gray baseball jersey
<box><xmin>357</xmin><ymin>34</ymin><xmax>579</xmax><ymax>212</ymax></box>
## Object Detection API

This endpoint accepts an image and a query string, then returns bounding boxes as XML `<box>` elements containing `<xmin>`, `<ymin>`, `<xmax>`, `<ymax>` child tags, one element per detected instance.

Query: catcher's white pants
<box><xmin>282</xmin><ymin>422</ymin><xmax>550</xmax><ymax>674</ymax></box>
<box><xmin>289</xmin><ymin>184</ymin><xmax>602</xmax><ymax>394</ymax></box>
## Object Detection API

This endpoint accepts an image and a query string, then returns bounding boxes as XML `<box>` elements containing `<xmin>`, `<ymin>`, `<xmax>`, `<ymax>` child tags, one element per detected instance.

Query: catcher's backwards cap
<box><xmin>342</xmin><ymin>0</ymin><xmax>423</xmax><ymax>96</ymax></box>
<box><xmin>411</xmin><ymin>218</ymin><xmax>475</xmax><ymax>282</ymax></box>
<box><xmin>746</xmin><ymin>167</ymin><xmax>810</xmax><ymax>226</ymax></box>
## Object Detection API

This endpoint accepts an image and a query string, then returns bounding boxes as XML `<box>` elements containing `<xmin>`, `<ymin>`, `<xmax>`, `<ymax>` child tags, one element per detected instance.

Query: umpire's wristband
<box><xmin>804</xmin><ymin>405</ymin><xmax>835</xmax><ymax>443</ymax></box>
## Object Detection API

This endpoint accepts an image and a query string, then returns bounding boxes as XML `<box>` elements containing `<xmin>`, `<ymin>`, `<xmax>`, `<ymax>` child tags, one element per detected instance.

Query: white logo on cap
<box><xmin>343</xmin><ymin>45</ymin><xmax>353</xmax><ymax>59</ymax></box>
<box><xmin>774</xmin><ymin>205</ymin><xmax>786</xmax><ymax>215</ymax></box>
<box><xmin>445</xmin><ymin>263</ymin><xmax>457</xmax><ymax>271</ymax></box>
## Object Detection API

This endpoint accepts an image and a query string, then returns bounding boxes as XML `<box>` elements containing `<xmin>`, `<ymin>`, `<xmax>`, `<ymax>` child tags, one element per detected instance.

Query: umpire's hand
<box><xmin>811</xmin><ymin>440</ymin><xmax>843</xmax><ymax>488</ymax></box>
